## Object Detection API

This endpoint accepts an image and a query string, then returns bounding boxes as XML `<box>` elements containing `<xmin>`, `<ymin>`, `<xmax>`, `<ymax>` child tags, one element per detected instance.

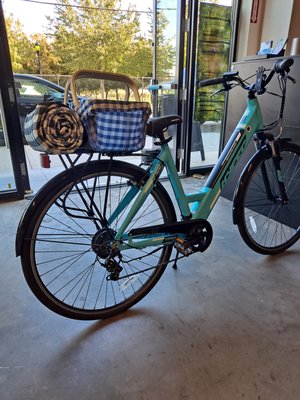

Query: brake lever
<box><xmin>211</xmin><ymin>83</ymin><xmax>233</xmax><ymax>97</ymax></box>
<box><xmin>287</xmin><ymin>75</ymin><xmax>296</xmax><ymax>84</ymax></box>
<box><xmin>211</xmin><ymin>88</ymin><xmax>224</xmax><ymax>97</ymax></box>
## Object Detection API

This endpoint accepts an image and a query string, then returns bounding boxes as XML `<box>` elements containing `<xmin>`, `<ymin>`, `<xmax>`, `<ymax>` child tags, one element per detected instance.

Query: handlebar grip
<box><xmin>198</xmin><ymin>77</ymin><xmax>225</xmax><ymax>88</ymax></box>
<box><xmin>273</xmin><ymin>58</ymin><xmax>294</xmax><ymax>74</ymax></box>
<box><xmin>148</xmin><ymin>84</ymin><xmax>162</xmax><ymax>91</ymax></box>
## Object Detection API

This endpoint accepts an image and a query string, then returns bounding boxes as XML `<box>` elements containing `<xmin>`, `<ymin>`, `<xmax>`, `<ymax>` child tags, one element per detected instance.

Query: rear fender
<box><xmin>15</xmin><ymin>168</ymin><xmax>75</xmax><ymax>256</ymax></box>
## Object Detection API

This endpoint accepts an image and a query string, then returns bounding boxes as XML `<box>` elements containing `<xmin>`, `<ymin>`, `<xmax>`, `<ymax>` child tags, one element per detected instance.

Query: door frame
<box><xmin>183</xmin><ymin>0</ymin><xmax>239</xmax><ymax>176</ymax></box>
<box><xmin>0</xmin><ymin>2</ymin><xmax>29</xmax><ymax>200</ymax></box>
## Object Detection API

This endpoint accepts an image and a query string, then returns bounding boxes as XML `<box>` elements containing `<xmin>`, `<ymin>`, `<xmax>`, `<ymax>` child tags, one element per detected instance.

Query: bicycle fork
<box><xmin>255</xmin><ymin>133</ymin><xmax>289</xmax><ymax>204</ymax></box>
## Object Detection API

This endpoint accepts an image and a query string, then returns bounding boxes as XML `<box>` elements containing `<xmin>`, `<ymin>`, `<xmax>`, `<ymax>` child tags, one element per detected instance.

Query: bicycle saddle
<box><xmin>147</xmin><ymin>115</ymin><xmax>182</xmax><ymax>140</ymax></box>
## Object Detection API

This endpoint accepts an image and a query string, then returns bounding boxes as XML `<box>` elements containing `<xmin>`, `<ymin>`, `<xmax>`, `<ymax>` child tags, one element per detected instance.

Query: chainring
<box><xmin>187</xmin><ymin>220</ymin><xmax>213</xmax><ymax>253</ymax></box>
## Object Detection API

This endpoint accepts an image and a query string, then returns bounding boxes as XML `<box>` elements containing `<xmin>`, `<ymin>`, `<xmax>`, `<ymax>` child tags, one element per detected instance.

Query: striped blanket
<box><xmin>24</xmin><ymin>102</ymin><xmax>84</xmax><ymax>154</ymax></box>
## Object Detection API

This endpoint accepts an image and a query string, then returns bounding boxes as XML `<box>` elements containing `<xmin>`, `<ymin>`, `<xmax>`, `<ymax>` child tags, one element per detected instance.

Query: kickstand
<box><xmin>172</xmin><ymin>250</ymin><xmax>180</xmax><ymax>270</ymax></box>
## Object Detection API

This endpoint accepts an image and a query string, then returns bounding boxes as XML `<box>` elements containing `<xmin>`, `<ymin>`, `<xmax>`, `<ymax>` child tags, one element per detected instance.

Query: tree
<box><xmin>5</xmin><ymin>15</ymin><xmax>35</xmax><ymax>73</ymax></box>
<box><xmin>47</xmin><ymin>0</ymin><xmax>153</xmax><ymax>77</ymax></box>
<box><xmin>5</xmin><ymin>0</ymin><xmax>176</xmax><ymax>82</ymax></box>
<box><xmin>119</xmin><ymin>35</ymin><xmax>153</xmax><ymax>77</ymax></box>
<box><xmin>30</xmin><ymin>35</ymin><xmax>61</xmax><ymax>75</ymax></box>
<box><xmin>5</xmin><ymin>15</ymin><xmax>60</xmax><ymax>75</ymax></box>
<box><xmin>155</xmin><ymin>2</ymin><xmax>176</xmax><ymax>80</ymax></box>
<box><xmin>195</xmin><ymin>3</ymin><xmax>232</xmax><ymax>122</ymax></box>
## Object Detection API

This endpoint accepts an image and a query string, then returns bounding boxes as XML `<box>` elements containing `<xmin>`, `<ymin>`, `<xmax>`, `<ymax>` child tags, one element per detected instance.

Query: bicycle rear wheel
<box><xmin>20</xmin><ymin>160</ymin><xmax>176</xmax><ymax>319</ymax></box>
<box><xmin>235</xmin><ymin>142</ymin><xmax>300</xmax><ymax>254</ymax></box>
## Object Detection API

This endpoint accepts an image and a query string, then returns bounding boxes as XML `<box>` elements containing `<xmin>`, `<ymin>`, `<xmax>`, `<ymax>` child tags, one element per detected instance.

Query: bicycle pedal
<box><xmin>174</xmin><ymin>237</ymin><xmax>193</xmax><ymax>256</ymax></box>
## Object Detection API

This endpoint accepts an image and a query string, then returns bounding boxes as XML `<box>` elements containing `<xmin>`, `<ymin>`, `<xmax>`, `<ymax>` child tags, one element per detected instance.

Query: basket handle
<box><xmin>64</xmin><ymin>70</ymin><xmax>141</xmax><ymax>108</ymax></box>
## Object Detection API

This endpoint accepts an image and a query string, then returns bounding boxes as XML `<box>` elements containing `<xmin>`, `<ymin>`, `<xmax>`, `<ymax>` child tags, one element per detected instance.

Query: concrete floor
<box><xmin>1</xmin><ymin>177</ymin><xmax>300</xmax><ymax>400</ymax></box>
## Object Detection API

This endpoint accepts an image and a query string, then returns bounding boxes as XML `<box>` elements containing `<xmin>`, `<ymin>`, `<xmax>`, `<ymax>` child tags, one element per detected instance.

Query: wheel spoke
<box><xmin>22</xmin><ymin>160</ymin><xmax>175</xmax><ymax>319</ymax></box>
<box><xmin>239</xmin><ymin>145</ymin><xmax>300</xmax><ymax>254</ymax></box>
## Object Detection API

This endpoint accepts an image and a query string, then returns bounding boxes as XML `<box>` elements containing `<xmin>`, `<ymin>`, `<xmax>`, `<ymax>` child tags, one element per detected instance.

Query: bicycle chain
<box><xmin>105</xmin><ymin>244</ymin><xmax>186</xmax><ymax>281</ymax></box>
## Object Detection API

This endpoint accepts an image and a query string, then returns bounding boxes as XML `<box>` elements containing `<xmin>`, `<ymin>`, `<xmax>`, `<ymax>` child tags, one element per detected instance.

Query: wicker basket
<box><xmin>65</xmin><ymin>70</ymin><xmax>152</xmax><ymax>154</ymax></box>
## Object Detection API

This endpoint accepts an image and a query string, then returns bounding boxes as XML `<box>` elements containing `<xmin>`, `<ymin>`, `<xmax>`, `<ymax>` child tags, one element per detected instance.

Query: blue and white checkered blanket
<box><xmin>75</xmin><ymin>98</ymin><xmax>151</xmax><ymax>153</ymax></box>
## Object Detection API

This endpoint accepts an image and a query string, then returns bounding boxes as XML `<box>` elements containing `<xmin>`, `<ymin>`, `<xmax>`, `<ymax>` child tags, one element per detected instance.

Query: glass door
<box><xmin>184</xmin><ymin>0</ymin><xmax>236</xmax><ymax>174</ymax></box>
<box><xmin>0</xmin><ymin>2</ymin><xmax>29</xmax><ymax>199</ymax></box>
<box><xmin>0</xmin><ymin>96</ymin><xmax>17</xmax><ymax>193</ymax></box>
<box><xmin>152</xmin><ymin>0</ymin><xmax>186</xmax><ymax>168</ymax></box>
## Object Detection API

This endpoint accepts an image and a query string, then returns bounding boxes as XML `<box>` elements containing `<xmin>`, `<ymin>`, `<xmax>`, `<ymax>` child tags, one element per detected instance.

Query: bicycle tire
<box><xmin>234</xmin><ymin>141</ymin><xmax>300</xmax><ymax>255</ymax></box>
<box><xmin>20</xmin><ymin>159</ymin><xmax>176</xmax><ymax>320</ymax></box>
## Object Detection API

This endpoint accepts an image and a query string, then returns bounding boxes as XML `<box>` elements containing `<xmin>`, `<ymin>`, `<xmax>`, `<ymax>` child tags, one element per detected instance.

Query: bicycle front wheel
<box><xmin>235</xmin><ymin>142</ymin><xmax>300</xmax><ymax>254</ymax></box>
<box><xmin>20</xmin><ymin>160</ymin><xmax>176</xmax><ymax>319</ymax></box>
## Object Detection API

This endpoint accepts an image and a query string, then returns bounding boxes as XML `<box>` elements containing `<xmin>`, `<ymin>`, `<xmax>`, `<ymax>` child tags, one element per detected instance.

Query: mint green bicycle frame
<box><xmin>110</xmin><ymin>96</ymin><xmax>264</xmax><ymax>251</ymax></box>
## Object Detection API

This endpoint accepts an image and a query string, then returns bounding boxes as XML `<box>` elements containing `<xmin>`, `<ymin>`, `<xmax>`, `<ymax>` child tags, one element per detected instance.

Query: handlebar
<box><xmin>198</xmin><ymin>71</ymin><xmax>241</xmax><ymax>88</ymax></box>
<box><xmin>199</xmin><ymin>77</ymin><xmax>226</xmax><ymax>88</ymax></box>
<box><xmin>197</xmin><ymin>57</ymin><xmax>295</xmax><ymax>93</ymax></box>
<box><xmin>273</xmin><ymin>57</ymin><xmax>294</xmax><ymax>74</ymax></box>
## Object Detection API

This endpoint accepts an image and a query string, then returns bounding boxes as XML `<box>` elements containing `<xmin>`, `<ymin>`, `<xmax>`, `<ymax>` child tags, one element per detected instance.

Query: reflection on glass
<box><xmin>191</xmin><ymin>0</ymin><xmax>233</xmax><ymax>168</ymax></box>
<box><xmin>0</xmin><ymin>94</ymin><xmax>17</xmax><ymax>192</ymax></box>
<box><xmin>156</xmin><ymin>0</ymin><xmax>177</xmax><ymax>82</ymax></box>
<box><xmin>152</xmin><ymin>0</ymin><xmax>179</xmax><ymax>161</ymax></box>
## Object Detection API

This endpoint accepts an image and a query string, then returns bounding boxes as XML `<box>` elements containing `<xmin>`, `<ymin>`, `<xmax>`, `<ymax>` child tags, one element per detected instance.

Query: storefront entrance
<box><xmin>0</xmin><ymin>0</ymin><xmax>237</xmax><ymax>201</ymax></box>
<box><xmin>184</xmin><ymin>0</ymin><xmax>236</xmax><ymax>175</ymax></box>
<box><xmin>153</xmin><ymin>0</ymin><xmax>236</xmax><ymax>175</ymax></box>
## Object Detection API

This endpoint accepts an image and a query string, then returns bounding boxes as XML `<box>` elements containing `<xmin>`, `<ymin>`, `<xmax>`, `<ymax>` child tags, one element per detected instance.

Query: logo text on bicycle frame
<box><xmin>220</xmin><ymin>131</ymin><xmax>247</xmax><ymax>190</ymax></box>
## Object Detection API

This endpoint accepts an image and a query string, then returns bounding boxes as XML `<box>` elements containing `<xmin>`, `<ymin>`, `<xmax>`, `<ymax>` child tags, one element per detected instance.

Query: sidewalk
<box><xmin>24</xmin><ymin>144</ymin><xmax>148</xmax><ymax>194</ymax></box>
<box><xmin>24</xmin><ymin>129</ymin><xmax>220</xmax><ymax>194</ymax></box>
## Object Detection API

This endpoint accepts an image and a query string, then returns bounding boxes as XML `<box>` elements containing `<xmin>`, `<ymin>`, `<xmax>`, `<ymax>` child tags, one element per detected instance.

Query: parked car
<box><xmin>0</xmin><ymin>74</ymin><xmax>66</xmax><ymax>146</ymax></box>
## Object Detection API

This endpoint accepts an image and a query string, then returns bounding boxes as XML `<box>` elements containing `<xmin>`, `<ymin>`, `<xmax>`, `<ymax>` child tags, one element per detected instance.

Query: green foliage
<box><xmin>31</xmin><ymin>35</ymin><xmax>61</xmax><ymax>75</ymax></box>
<box><xmin>4</xmin><ymin>0</ymin><xmax>176</xmax><ymax>84</ymax></box>
<box><xmin>5</xmin><ymin>15</ymin><xmax>36</xmax><ymax>73</ymax></box>
<box><xmin>5</xmin><ymin>15</ymin><xmax>60</xmax><ymax>74</ymax></box>
<box><xmin>156</xmin><ymin>10</ymin><xmax>176</xmax><ymax>79</ymax></box>
<box><xmin>195</xmin><ymin>3</ymin><xmax>232</xmax><ymax>123</ymax></box>
<box><xmin>119</xmin><ymin>36</ymin><xmax>153</xmax><ymax>78</ymax></box>
<box><xmin>47</xmin><ymin>0</ymin><xmax>153</xmax><ymax>77</ymax></box>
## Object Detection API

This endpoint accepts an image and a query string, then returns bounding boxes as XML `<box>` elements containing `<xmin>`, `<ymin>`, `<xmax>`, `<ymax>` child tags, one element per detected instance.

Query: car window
<box><xmin>15</xmin><ymin>78</ymin><xmax>62</xmax><ymax>97</ymax></box>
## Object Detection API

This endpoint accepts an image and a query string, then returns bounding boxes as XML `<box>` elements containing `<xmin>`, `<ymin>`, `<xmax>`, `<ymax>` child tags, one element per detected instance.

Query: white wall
<box><xmin>235</xmin><ymin>0</ymin><xmax>252</xmax><ymax>60</ymax></box>
<box><xmin>261</xmin><ymin>0</ymin><xmax>293</xmax><ymax>45</ymax></box>
<box><xmin>235</xmin><ymin>0</ymin><xmax>295</xmax><ymax>61</ymax></box>
<box><xmin>235</xmin><ymin>0</ymin><xmax>266</xmax><ymax>60</ymax></box>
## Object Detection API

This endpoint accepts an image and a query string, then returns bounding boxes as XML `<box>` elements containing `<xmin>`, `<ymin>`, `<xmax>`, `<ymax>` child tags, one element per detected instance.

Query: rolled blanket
<box><xmin>24</xmin><ymin>102</ymin><xmax>84</xmax><ymax>154</ymax></box>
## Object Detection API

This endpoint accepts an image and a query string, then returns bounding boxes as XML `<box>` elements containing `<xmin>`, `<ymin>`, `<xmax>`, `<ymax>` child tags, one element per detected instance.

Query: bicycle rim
<box><xmin>21</xmin><ymin>161</ymin><xmax>176</xmax><ymax>319</ymax></box>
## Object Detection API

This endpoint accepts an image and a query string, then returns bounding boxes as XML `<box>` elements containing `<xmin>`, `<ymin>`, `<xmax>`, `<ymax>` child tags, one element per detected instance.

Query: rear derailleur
<box><xmin>105</xmin><ymin>258</ymin><xmax>123</xmax><ymax>281</ymax></box>
<box><xmin>91</xmin><ymin>227</ymin><xmax>123</xmax><ymax>281</ymax></box>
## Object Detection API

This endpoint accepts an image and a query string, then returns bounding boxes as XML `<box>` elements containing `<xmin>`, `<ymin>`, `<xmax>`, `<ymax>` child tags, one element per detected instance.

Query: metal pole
<box><xmin>151</xmin><ymin>0</ymin><xmax>159</xmax><ymax>116</ymax></box>
<box><xmin>34</xmin><ymin>41</ymin><xmax>42</xmax><ymax>75</ymax></box>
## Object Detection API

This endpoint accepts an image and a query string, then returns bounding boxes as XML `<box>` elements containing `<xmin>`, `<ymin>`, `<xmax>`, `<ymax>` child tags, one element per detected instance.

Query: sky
<box><xmin>2</xmin><ymin>0</ymin><xmax>154</xmax><ymax>35</ymax></box>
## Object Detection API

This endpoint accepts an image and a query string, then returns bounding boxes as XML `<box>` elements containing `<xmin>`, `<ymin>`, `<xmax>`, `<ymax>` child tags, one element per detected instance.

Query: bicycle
<box><xmin>16</xmin><ymin>58</ymin><xmax>300</xmax><ymax>320</ymax></box>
